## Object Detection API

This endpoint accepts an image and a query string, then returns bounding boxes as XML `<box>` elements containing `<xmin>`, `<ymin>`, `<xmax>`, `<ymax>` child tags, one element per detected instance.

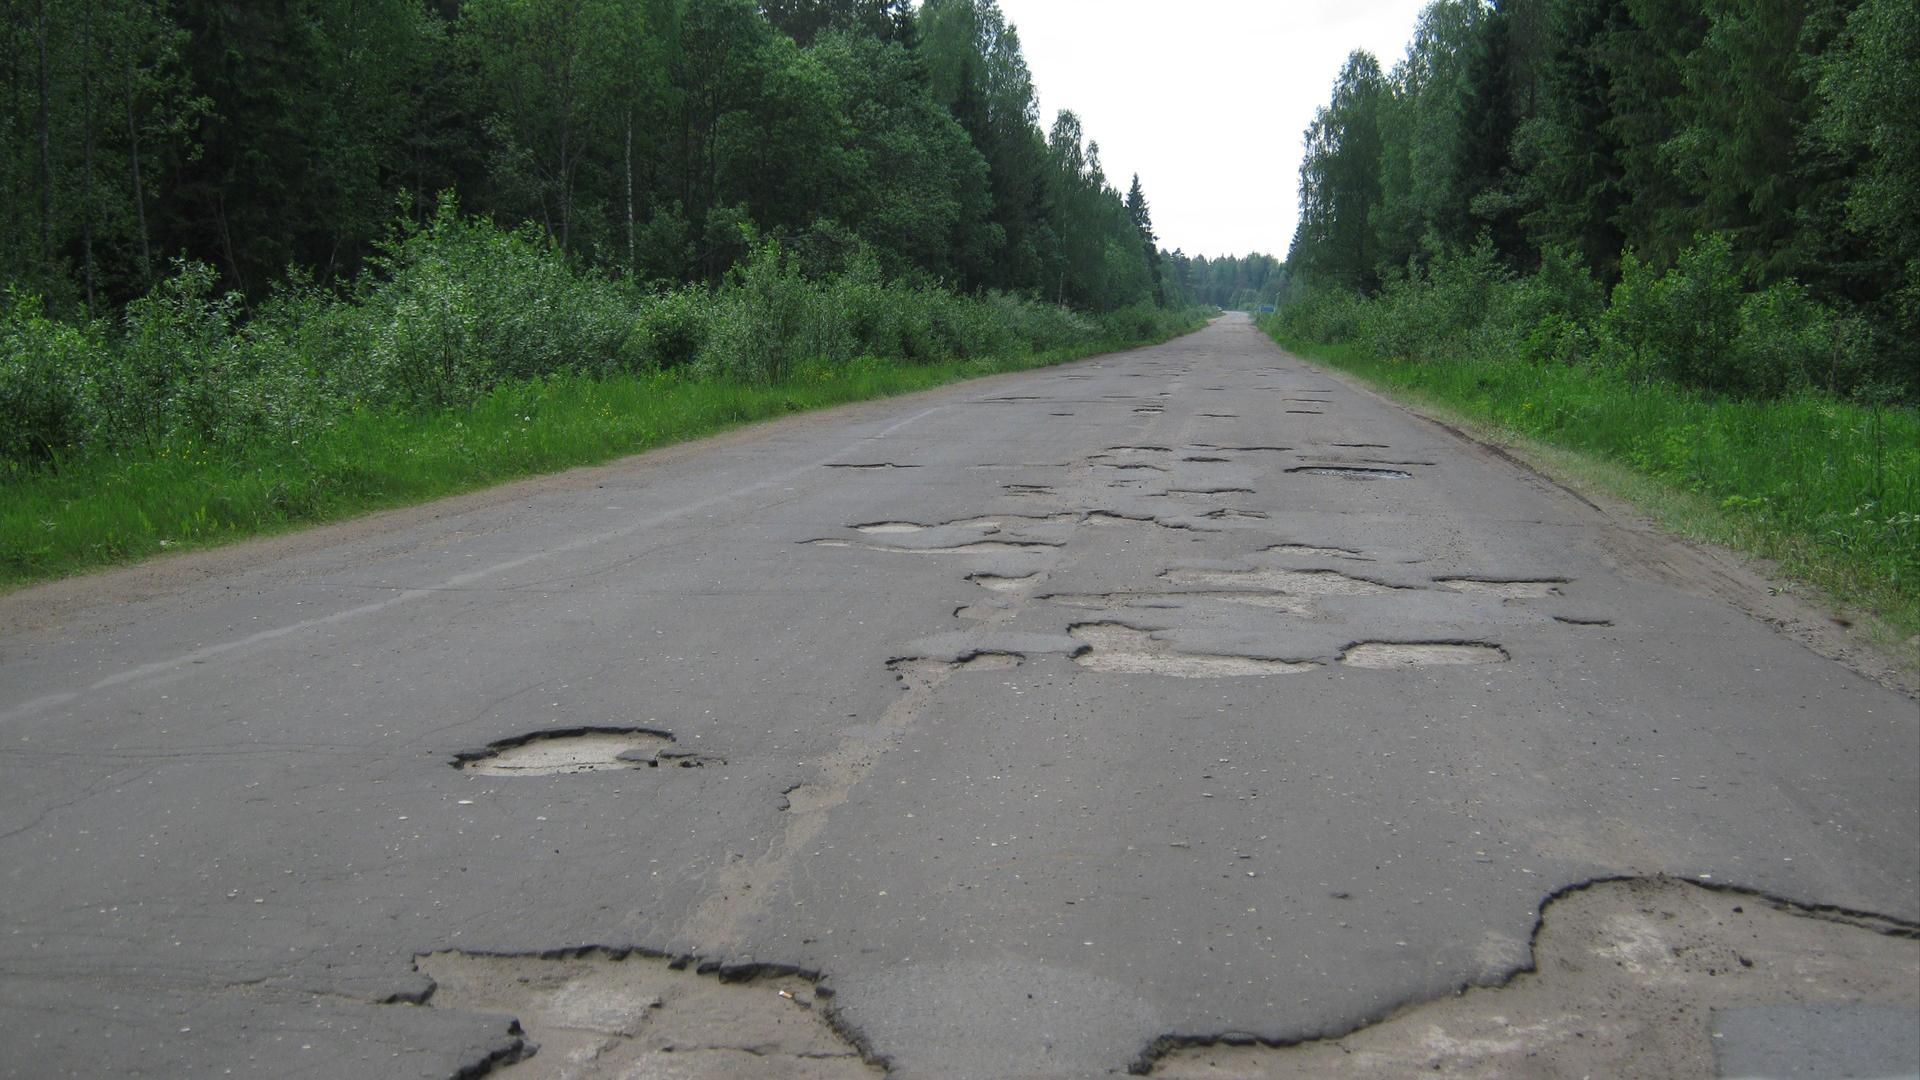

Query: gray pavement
<box><xmin>1</xmin><ymin>314</ymin><xmax>1915</xmax><ymax>1078</ymax></box>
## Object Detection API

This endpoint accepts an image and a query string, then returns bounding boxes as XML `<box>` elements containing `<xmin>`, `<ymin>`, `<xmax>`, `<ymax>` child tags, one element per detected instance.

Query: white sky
<box><xmin>992</xmin><ymin>0</ymin><xmax>1430</xmax><ymax>262</ymax></box>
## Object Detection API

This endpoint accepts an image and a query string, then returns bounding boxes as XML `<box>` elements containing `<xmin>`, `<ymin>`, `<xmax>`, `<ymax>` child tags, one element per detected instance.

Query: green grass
<box><xmin>0</xmin><ymin>324</ymin><xmax>1201</xmax><ymax>588</ymax></box>
<box><xmin>1269</xmin><ymin>333</ymin><xmax>1920</xmax><ymax>650</ymax></box>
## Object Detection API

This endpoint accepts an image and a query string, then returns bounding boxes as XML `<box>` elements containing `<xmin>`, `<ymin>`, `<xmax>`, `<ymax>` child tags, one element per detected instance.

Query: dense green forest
<box><xmin>1269</xmin><ymin>0</ymin><xmax>1918</xmax><ymax>631</ymax></box>
<box><xmin>2</xmin><ymin>0</ymin><xmax>1180</xmax><ymax>313</ymax></box>
<box><xmin>1279</xmin><ymin>0</ymin><xmax>1918</xmax><ymax>400</ymax></box>
<box><xmin>0</xmin><ymin>0</ymin><xmax>1208</xmax><ymax>582</ymax></box>
<box><xmin>1168</xmin><ymin>251</ymin><xmax>1285</xmax><ymax>311</ymax></box>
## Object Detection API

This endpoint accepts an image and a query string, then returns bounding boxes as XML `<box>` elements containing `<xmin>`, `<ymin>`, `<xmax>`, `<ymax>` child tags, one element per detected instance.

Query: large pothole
<box><xmin>1435</xmin><ymin>577</ymin><xmax>1567</xmax><ymax>598</ymax></box>
<box><xmin>1339</xmin><ymin>642</ymin><xmax>1509</xmax><ymax>668</ymax></box>
<box><xmin>454</xmin><ymin>729</ymin><xmax>720</xmax><ymax>776</ymax></box>
<box><xmin>1146</xmin><ymin>878</ymin><xmax>1920</xmax><ymax>1078</ymax></box>
<box><xmin>418</xmin><ymin>949</ymin><xmax>877</xmax><ymax>1079</ymax></box>
<box><xmin>1070</xmin><ymin>623</ymin><xmax>1318</xmax><ymax>678</ymax></box>
<box><xmin>1287</xmin><ymin>466</ymin><xmax>1411</xmax><ymax>480</ymax></box>
<box><xmin>1163</xmin><ymin>567</ymin><xmax>1401</xmax><ymax>597</ymax></box>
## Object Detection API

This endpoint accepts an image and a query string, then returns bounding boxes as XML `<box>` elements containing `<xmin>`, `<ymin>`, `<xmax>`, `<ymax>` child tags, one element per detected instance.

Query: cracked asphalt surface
<box><xmin>2</xmin><ymin>314</ymin><xmax>1915</xmax><ymax>1078</ymax></box>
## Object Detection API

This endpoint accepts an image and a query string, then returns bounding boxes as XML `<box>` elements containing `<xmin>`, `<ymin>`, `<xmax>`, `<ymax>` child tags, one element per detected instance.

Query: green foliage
<box><xmin>5</xmin><ymin>0</ymin><xmax>1168</xmax><ymax>322</ymax></box>
<box><xmin>0</xmin><ymin>200</ymin><xmax>1200</xmax><ymax>477</ymax></box>
<box><xmin>1263</xmin><ymin>324</ymin><xmax>1920</xmax><ymax>633</ymax></box>
<box><xmin>0</xmin><ymin>290</ymin><xmax>99</xmax><ymax>465</ymax></box>
<box><xmin>1284</xmin><ymin>0</ymin><xmax>1918</xmax><ymax>399</ymax></box>
<box><xmin>1598</xmin><ymin>234</ymin><xmax>1871</xmax><ymax>397</ymax></box>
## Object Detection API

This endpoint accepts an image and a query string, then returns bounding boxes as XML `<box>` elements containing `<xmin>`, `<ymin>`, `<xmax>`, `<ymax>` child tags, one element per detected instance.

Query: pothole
<box><xmin>850</xmin><ymin>515</ymin><xmax>1030</xmax><ymax>535</ymax></box>
<box><xmin>454</xmin><ymin>729</ymin><xmax>721</xmax><ymax>776</ymax></box>
<box><xmin>1339</xmin><ymin>641</ymin><xmax>1509</xmax><ymax>668</ymax></box>
<box><xmin>417</xmin><ymin>950</ymin><xmax>876</xmax><ymax>1079</ymax></box>
<box><xmin>1164</xmin><ymin>567</ymin><xmax>1402</xmax><ymax>596</ymax></box>
<box><xmin>1070</xmin><ymin>623</ymin><xmax>1317</xmax><ymax>678</ymax></box>
<box><xmin>1436</xmin><ymin>577</ymin><xmax>1567</xmax><ymax>598</ymax></box>
<box><xmin>803</xmin><ymin>539</ymin><xmax>1062</xmax><ymax>555</ymax></box>
<box><xmin>1264</xmin><ymin>543</ymin><xmax>1370</xmax><ymax>561</ymax></box>
<box><xmin>1045</xmin><ymin>592</ymin><xmax>1316</xmax><ymax>616</ymax></box>
<box><xmin>969</xmin><ymin>572</ymin><xmax>1043</xmax><ymax>592</ymax></box>
<box><xmin>1288</xmin><ymin>466</ymin><xmax>1410</xmax><ymax>479</ymax></box>
<box><xmin>1146</xmin><ymin>878</ymin><xmax>1920</xmax><ymax>1079</ymax></box>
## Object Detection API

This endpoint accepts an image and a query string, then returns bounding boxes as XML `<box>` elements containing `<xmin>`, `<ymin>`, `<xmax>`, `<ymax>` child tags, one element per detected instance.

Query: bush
<box><xmin>0</xmin><ymin>203</ymin><xmax>1198</xmax><ymax>476</ymax></box>
<box><xmin>626</xmin><ymin>285</ymin><xmax>713</xmax><ymax>371</ymax></box>
<box><xmin>700</xmin><ymin>241</ymin><xmax>813</xmax><ymax>382</ymax></box>
<box><xmin>0</xmin><ymin>290</ymin><xmax>99</xmax><ymax>466</ymax></box>
<box><xmin>352</xmin><ymin>195</ymin><xmax>636</xmax><ymax>406</ymax></box>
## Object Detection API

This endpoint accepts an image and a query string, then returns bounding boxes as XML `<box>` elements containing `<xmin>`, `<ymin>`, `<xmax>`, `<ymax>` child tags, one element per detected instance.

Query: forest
<box><xmin>1271</xmin><ymin>0</ymin><xmax>1917</xmax><ymax>632</ymax></box>
<box><xmin>1279</xmin><ymin>0</ymin><xmax>1917</xmax><ymax>401</ymax></box>
<box><xmin>0</xmin><ymin>0</ymin><xmax>1203</xmax><ymax>582</ymax></box>
<box><xmin>2</xmin><ymin>0</ymin><xmax>1181</xmax><ymax>313</ymax></box>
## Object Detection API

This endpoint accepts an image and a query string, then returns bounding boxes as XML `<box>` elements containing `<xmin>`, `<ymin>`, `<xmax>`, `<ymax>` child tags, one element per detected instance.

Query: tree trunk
<box><xmin>35</xmin><ymin>0</ymin><xmax>52</xmax><ymax>271</ymax></box>
<box><xmin>626</xmin><ymin>110</ymin><xmax>635</xmax><ymax>273</ymax></box>
<box><xmin>81</xmin><ymin>0</ymin><xmax>96</xmax><ymax>315</ymax></box>
<box><xmin>124</xmin><ymin>52</ymin><xmax>151</xmax><ymax>285</ymax></box>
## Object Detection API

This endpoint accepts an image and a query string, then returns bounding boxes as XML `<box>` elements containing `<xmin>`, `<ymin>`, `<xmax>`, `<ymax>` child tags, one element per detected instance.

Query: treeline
<box><xmin>1167</xmin><ymin>251</ymin><xmax>1285</xmax><ymax>311</ymax></box>
<box><xmin>2</xmin><ymin>0</ymin><xmax>1171</xmax><ymax>315</ymax></box>
<box><xmin>1285</xmin><ymin>0</ymin><xmax>1918</xmax><ymax>398</ymax></box>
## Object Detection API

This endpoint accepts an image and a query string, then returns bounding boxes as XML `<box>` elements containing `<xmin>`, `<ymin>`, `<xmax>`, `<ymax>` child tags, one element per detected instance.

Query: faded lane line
<box><xmin>0</xmin><ymin>406</ymin><xmax>952</xmax><ymax>728</ymax></box>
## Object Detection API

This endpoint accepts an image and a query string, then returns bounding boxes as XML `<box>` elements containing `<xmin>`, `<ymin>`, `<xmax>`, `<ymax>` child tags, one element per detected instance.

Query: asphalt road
<box><xmin>2</xmin><ymin>314</ymin><xmax>1915</xmax><ymax>1078</ymax></box>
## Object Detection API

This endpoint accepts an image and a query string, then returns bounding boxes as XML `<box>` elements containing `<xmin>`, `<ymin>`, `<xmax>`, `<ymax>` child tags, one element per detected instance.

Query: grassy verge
<box><xmin>0</xmin><ymin>322</ymin><xmax>1201</xmax><ymax>588</ymax></box>
<box><xmin>1267</xmin><ymin>333</ymin><xmax>1920</xmax><ymax>651</ymax></box>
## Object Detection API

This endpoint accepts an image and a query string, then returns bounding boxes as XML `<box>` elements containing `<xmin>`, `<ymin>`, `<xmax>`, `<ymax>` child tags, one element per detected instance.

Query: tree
<box><xmin>1290</xmin><ymin>50</ymin><xmax>1387</xmax><ymax>292</ymax></box>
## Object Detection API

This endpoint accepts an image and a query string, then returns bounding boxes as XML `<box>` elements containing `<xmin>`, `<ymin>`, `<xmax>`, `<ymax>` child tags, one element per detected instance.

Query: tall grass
<box><xmin>1264</xmin><ymin>284</ymin><xmax>1920</xmax><ymax>639</ymax></box>
<box><xmin>3</xmin><ymin>286</ymin><xmax>1198</xmax><ymax>584</ymax></box>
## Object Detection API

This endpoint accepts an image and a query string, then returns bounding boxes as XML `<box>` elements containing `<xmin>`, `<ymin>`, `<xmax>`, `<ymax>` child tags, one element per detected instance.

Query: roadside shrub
<box><xmin>1477</xmin><ymin>245</ymin><xmax>1605</xmax><ymax>366</ymax></box>
<box><xmin>353</xmin><ymin>195</ymin><xmax>636</xmax><ymax>406</ymax></box>
<box><xmin>702</xmin><ymin>240</ymin><xmax>811</xmax><ymax>382</ymax></box>
<box><xmin>0</xmin><ymin>291</ymin><xmax>99</xmax><ymax>466</ymax></box>
<box><xmin>1358</xmin><ymin>242</ymin><xmax>1509</xmax><ymax>363</ymax></box>
<box><xmin>1600</xmin><ymin>234</ymin><xmax>1744</xmax><ymax>392</ymax></box>
<box><xmin>626</xmin><ymin>285</ymin><xmax>713</xmax><ymax>371</ymax></box>
<box><xmin>1731</xmin><ymin>283</ymin><xmax>1870</xmax><ymax>398</ymax></box>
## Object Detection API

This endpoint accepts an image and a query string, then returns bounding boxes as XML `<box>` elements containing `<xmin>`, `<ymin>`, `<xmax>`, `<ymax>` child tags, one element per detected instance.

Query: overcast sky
<box><xmin>992</xmin><ymin>0</ymin><xmax>1430</xmax><ymax>262</ymax></box>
